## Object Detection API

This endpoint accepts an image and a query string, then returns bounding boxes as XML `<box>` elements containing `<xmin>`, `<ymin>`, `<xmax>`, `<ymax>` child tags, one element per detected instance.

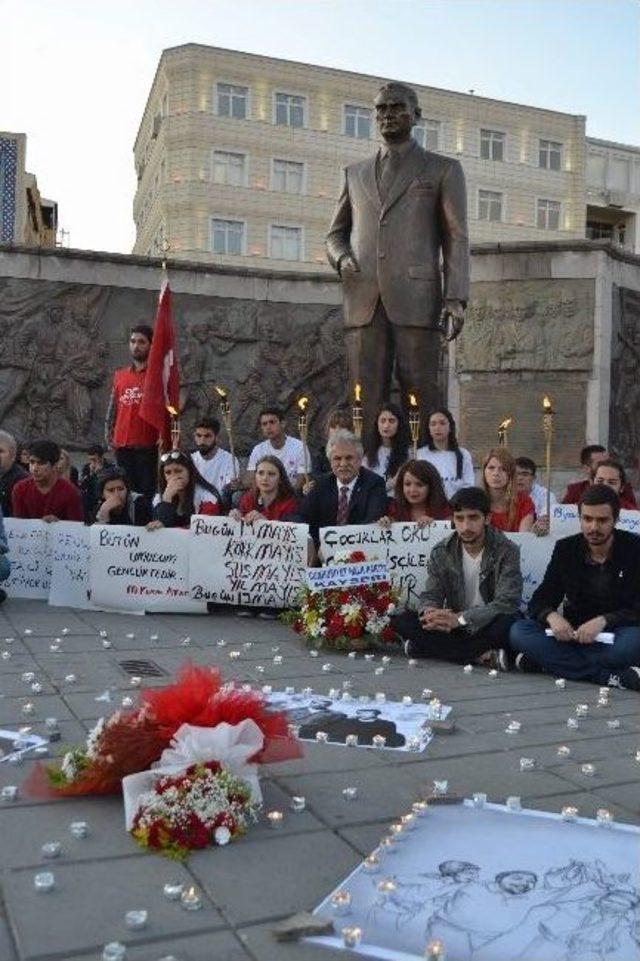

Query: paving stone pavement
<box><xmin>0</xmin><ymin>599</ymin><xmax>638</xmax><ymax>961</ymax></box>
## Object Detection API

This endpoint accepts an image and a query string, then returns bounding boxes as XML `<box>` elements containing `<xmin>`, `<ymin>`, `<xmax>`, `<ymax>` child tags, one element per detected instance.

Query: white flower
<box><xmin>386</xmin><ymin>603</ymin><xmax>396</xmax><ymax>614</ymax></box>
<box><xmin>60</xmin><ymin>752</ymin><xmax>78</xmax><ymax>780</ymax></box>
<box><xmin>214</xmin><ymin>826</ymin><xmax>231</xmax><ymax>845</ymax></box>
<box><xmin>85</xmin><ymin>717</ymin><xmax>106</xmax><ymax>758</ymax></box>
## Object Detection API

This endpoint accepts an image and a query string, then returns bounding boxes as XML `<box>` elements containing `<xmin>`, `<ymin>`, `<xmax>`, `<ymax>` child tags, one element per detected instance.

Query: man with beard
<box><xmin>511</xmin><ymin>483</ymin><xmax>640</xmax><ymax>690</ymax></box>
<box><xmin>392</xmin><ymin>486</ymin><xmax>522</xmax><ymax>669</ymax></box>
<box><xmin>104</xmin><ymin>325</ymin><xmax>158</xmax><ymax>500</ymax></box>
<box><xmin>190</xmin><ymin>417</ymin><xmax>239</xmax><ymax>499</ymax></box>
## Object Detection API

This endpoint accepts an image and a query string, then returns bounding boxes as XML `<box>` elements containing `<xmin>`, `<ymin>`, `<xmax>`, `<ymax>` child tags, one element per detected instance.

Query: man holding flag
<box><xmin>104</xmin><ymin>280</ymin><xmax>179</xmax><ymax>500</ymax></box>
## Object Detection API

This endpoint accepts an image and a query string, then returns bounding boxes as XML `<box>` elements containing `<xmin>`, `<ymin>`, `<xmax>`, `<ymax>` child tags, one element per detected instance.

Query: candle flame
<box><xmin>543</xmin><ymin>395</ymin><xmax>552</xmax><ymax>411</ymax></box>
<box><xmin>214</xmin><ymin>385</ymin><xmax>227</xmax><ymax>399</ymax></box>
<box><xmin>354</xmin><ymin>383</ymin><xmax>361</xmax><ymax>403</ymax></box>
<box><xmin>185</xmin><ymin>885</ymin><xmax>197</xmax><ymax>897</ymax></box>
<box><xmin>409</xmin><ymin>393</ymin><xmax>418</xmax><ymax>408</ymax></box>
<box><xmin>298</xmin><ymin>396</ymin><xmax>308</xmax><ymax>412</ymax></box>
<box><xmin>166</xmin><ymin>405</ymin><xmax>178</xmax><ymax>417</ymax></box>
<box><xmin>498</xmin><ymin>418</ymin><xmax>513</xmax><ymax>430</ymax></box>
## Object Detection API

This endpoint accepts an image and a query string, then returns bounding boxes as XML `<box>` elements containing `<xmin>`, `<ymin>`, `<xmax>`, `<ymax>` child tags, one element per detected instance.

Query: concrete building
<box><xmin>586</xmin><ymin>137</ymin><xmax>640</xmax><ymax>252</ymax></box>
<box><xmin>133</xmin><ymin>44</ymin><xmax>588</xmax><ymax>270</ymax></box>
<box><xmin>0</xmin><ymin>132</ymin><xmax>58</xmax><ymax>248</ymax></box>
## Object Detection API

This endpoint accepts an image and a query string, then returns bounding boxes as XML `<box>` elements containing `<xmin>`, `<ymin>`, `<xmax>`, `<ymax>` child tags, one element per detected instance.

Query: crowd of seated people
<box><xmin>0</xmin><ymin>406</ymin><xmax>638</xmax><ymax>690</ymax></box>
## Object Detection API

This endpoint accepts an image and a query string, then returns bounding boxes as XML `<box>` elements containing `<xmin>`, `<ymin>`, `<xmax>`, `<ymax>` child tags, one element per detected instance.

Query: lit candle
<box><xmin>561</xmin><ymin>805</ymin><xmax>579</xmax><ymax>821</ymax></box>
<box><xmin>342</xmin><ymin>787</ymin><xmax>358</xmax><ymax>801</ymax></box>
<box><xmin>342</xmin><ymin>925</ymin><xmax>363</xmax><ymax>948</ymax></box>
<box><xmin>180</xmin><ymin>885</ymin><xmax>203</xmax><ymax>911</ymax></box>
<box><xmin>542</xmin><ymin>395</ymin><xmax>554</xmax><ymax>524</ymax></box>
<box><xmin>596</xmin><ymin>808</ymin><xmax>613</xmax><ymax>827</ymax></box>
<box><xmin>352</xmin><ymin>384</ymin><xmax>363</xmax><ymax>439</ymax></box>
<box><xmin>330</xmin><ymin>890</ymin><xmax>352</xmax><ymax>915</ymax></box>
<box><xmin>402</xmin><ymin>695</ymin><xmax>413</xmax><ymax>706</ymax></box>
<box><xmin>555</xmin><ymin>678</ymin><xmax>566</xmax><ymax>689</ymax></box>
<box><xmin>297</xmin><ymin>396</ymin><xmax>310</xmax><ymax>482</ymax></box>
<box><xmin>497</xmin><ymin>417</ymin><xmax>512</xmax><ymax>447</ymax></box>
<box><xmin>363</xmin><ymin>853</ymin><xmax>380</xmax><ymax>873</ymax></box>
<box><xmin>472</xmin><ymin>792</ymin><xmax>487</xmax><ymax>808</ymax></box>
<box><xmin>372</xmin><ymin>734</ymin><xmax>386</xmax><ymax>749</ymax></box>
<box><xmin>412</xmin><ymin>800</ymin><xmax>429</xmax><ymax>816</ymax></box>
<box><xmin>266</xmin><ymin>810</ymin><xmax>284</xmax><ymax>829</ymax></box>
<box><xmin>425</xmin><ymin>940</ymin><xmax>446</xmax><ymax>960</ymax></box>
<box><xmin>580</xmin><ymin>763</ymin><xmax>596</xmax><ymax>777</ymax></box>
<box><xmin>377</xmin><ymin>878</ymin><xmax>397</xmax><ymax>894</ymax></box>
<box><xmin>34</xmin><ymin>871</ymin><xmax>55</xmax><ymax>893</ymax></box>
<box><xmin>315</xmin><ymin>731</ymin><xmax>329</xmax><ymax>744</ymax></box>
<box><xmin>214</xmin><ymin>385</ymin><xmax>238</xmax><ymax>478</ymax></box>
<box><xmin>556</xmin><ymin>745</ymin><xmax>571</xmax><ymax>758</ymax></box>
<box><xmin>166</xmin><ymin>404</ymin><xmax>181</xmax><ymax>451</ymax></box>
<box><xmin>463</xmin><ymin>663</ymin><xmax>473</xmax><ymax>674</ymax></box>
<box><xmin>345</xmin><ymin>734</ymin><xmax>359</xmax><ymax>747</ymax></box>
<box><xmin>408</xmin><ymin>393</ymin><xmax>420</xmax><ymax>458</ymax></box>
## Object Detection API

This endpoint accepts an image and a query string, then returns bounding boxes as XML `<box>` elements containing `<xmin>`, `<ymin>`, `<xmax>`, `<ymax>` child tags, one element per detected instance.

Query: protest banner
<box><xmin>505</xmin><ymin>532</ymin><xmax>556</xmax><ymax>604</ymax></box>
<box><xmin>306</xmin><ymin>561</ymin><xmax>389</xmax><ymax>590</ymax></box>
<box><xmin>89</xmin><ymin>525</ymin><xmax>204</xmax><ymax>613</ymax></box>
<box><xmin>3</xmin><ymin>518</ymin><xmax>51</xmax><ymax>599</ymax></box>
<box><xmin>319</xmin><ymin>522</ymin><xmax>451</xmax><ymax>609</ymax></box>
<box><xmin>48</xmin><ymin>522</ymin><xmax>93</xmax><ymax>609</ymax></box>
<box><xmin>188</xmin><ymin>516</ymin><xmax>308</xmax><ymax>607</ymax></box>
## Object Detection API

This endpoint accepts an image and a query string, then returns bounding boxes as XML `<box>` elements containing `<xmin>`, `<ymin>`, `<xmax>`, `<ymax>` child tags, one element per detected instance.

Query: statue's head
<box><xmin>374</xmin><ymin>82</ymin><xmax>421</xmax><ymax>144</ymax></box>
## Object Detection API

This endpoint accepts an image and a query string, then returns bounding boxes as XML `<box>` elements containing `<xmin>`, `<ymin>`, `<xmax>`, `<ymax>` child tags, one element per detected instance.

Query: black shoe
<box><xmin>514</xmin><ymin>653</ymin><xmax>543</xmax><ymax>674</ymax></box>
<box><xmin>0</xmin><ymin>589</ymin><xmax>6</xmax><ymax>605</ymax></box>
<box><xmin>612</xmin><ymin>667</ymin><xmax>640</xmax><ymax>691</ymax></box>
<box><xmin>487</xmin><ymin>648</ymin><xmax>509</xmax><ymax>672</ymax></box>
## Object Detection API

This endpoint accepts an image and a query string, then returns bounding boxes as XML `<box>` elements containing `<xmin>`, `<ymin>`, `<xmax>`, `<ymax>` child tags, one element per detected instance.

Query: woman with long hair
<box><xmin>93</xmin><ymin>467</ymin><xmax>150</xmax><ymax>526</ymax></box>
<box><xmin>482</xmin><ymin>447</ymin><xmax>534</xmax><ymax>532</ymax></box>
<box><xmin>230</xmin><ymin>455</ymin><xmax>298</xmax><ymax>522</ymax></box>
<box><xmin>417</xmin><ymin>408</ymin><xmax>474</xmax><ymax>498</ymax></box>
<box><xmin>379</xmin><ymin>460</ymin><xmax>451</xmax><ymax>527</ymax></box>
<box><xmin>148</xmin><ymin>451</ymin><xmax>223</xmax><ymax>529</ymax></box>
<box><xmin>363</xmin><ymin>402</ymin><xmax>411</xmax><ymax>493</ymax></box>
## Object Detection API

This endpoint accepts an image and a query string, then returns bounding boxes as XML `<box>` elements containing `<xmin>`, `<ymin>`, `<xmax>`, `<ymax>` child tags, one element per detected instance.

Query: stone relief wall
<box><xmin>609</xmin><ymin>286</ymin><xmax>640</xmax><ymax>463</ymax></box>
<box><xmin>0</xmin><ymin>276</ymin><xmax>347</xmax><ymax>454</ymax></box>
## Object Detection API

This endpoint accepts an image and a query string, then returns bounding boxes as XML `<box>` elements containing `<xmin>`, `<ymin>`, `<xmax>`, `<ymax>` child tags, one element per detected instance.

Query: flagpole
<box><xmin>157</xmin><ymin>238</ymin><xmax>171</xmax><ymax>469</ymax></box>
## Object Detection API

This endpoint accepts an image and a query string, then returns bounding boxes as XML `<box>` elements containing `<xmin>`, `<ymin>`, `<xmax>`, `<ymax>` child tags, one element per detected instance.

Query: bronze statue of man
<box><xmin>326</xmin><ymin>81</ymin><xmax>469</xmax><ymax>430</ymax></box>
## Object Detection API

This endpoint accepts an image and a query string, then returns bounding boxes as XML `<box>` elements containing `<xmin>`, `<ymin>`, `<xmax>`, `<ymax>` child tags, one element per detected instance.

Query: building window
<box><xmin>212</xmin><ymin>150</ymin><xmax>246</xmax><ymax>186</ymax></box>
<box><xmin>270</xmin><ymin>224</ymin><xmax>302</xmax><ymax>260</ymax></box>
<box><xmin>412</xmin><ymin>119</ymin><xmax>440</xmax><ymax>151</ymax></box>
<box><xmin>539</xmin><ymin>139</ymin><xmax>563</xmax><ymax>171</ymax></box>
<box><xmin>275</xmin><ymin>92</ymin><xmax>305</xmax><ymax>127</ymax></box>
<box><xmin>478</xmin><ymin>189</ymin><xmax>503</xmax><ymax>222</ymax></box>
<box><xmin>210</xmin><ymin>218</ymin><xmax>244</xmax><ymax>255</ymax></box>
<box><xmin>273</xmin><ymin>159</ymin><xmax>304</xmax><ymax>193</ymax></box>
<box><xmin>537</xmin><ymin>199</ymin><xmax>561</xmax><ymax>230</ymax></box>
<box><xmin>344</xmin><ymin>104</ymin><xmax>371</xmax><ymax>139</ymax></box>
<box><xmin>480</xmin><ymin>129</ymin><xmax>505</xmax><ymax>161</ymax></box>
<box><xmin>216</xmin><ymin>83</ymin><xmax>248</xmax><ymax>119</ymax></box>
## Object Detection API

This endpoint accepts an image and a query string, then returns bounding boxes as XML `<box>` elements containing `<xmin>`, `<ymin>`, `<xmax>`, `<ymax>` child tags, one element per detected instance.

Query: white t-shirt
<box><xmin>530</xmin><ymin>482</ymin><xmax>556</xmax><ymax>519</ymax></box>
<box><xmin>416</xmin><ymin>447</ymin><xmax>475</xmax><ymax>499</ymax></box>
<box><xmin>462</xmin><ymin>548</ymin><xmax>484</xmax><ymax>610</ymax></box>
<box><xmin>191</xmin><ymin>448</ymin><xmax>239</xmax><ymax>491</ymax></box>
<box><xmin>247</xmin><ymin>436</ymin><xmax>310</xmax><ymax>483</ymax></box>
<box><xmin>363</xmin><ymin>446</ymin><xmax>392</xmax><ymax>478</ymax></box>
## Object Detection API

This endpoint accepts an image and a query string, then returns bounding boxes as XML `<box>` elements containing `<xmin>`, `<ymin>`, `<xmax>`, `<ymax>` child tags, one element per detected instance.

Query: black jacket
<box><xmin>528</xmin><ymin>530</ymin><xmax>640</xmax><ymax>629</ymax></box>
<box><xmin>0</xmin><ymin>463</ymin><xmax>28</xmax><ymax>518</ymax></box>
<box><xmin>292</xmin><ymin>467</ymin><xmax>388</xmax><ymax>545</ymax></box>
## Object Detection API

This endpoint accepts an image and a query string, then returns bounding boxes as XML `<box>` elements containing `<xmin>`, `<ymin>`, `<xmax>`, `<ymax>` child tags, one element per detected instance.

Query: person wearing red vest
<box><xmin>12</xmin><ymin>439</ymin><xmax>83</xmax><ymax>522</ymax></box>
<box><xmin>105</xmin><ymin>325</ymin><xmax>158</xmax><ymax>499</ymax></box>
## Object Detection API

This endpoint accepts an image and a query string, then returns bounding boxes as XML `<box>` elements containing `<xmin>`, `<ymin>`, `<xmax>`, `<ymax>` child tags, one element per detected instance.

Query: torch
<box><xmin>352</xmin><ymin>383</ymin><xmax>363</xmax><ymax>440</ymax></box>
<box><xmin>497</xmin><ymin>417</ymin><xmax>512</xmax><ymax>447</ymax></box>
<box><xmin>215</xmin><ymin>385</ymin><xmax>238</xmax><ymax>479</ymax></box>
<box><xmin>297</xmin><ymin>396</ymin><xmax>310</xmax><ymax>483</ymax></box>
<box><xmin>166</xmin><ymin>405</ymin><xmax>180</xmax><ymax>451</ymax></box>
<box><xmin>408</xmin><ymin>393</ymin><xmax>420</xmax><ymax>459</ymax></box>
<box><xmin>542</xmin><ymin>395</ymin><xmax>554</xmax><ymax>523</ymax></box>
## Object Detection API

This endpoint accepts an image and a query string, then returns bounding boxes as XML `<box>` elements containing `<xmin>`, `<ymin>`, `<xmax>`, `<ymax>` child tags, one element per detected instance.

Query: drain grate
<box><xmin>119</xmin><ymin>659</ymin><xmax>168</xmax><ymax>678</ymax></box>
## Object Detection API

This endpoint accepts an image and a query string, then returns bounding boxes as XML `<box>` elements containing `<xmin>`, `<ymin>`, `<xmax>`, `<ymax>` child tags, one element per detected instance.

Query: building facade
<box><xmin>586</xmin><ymin>137</ymin><xmax>640</xmax><ymax>252</ymax></box>
<box><xmin>133</xmin><ymin>44</ymin><xmax>588</xmax><ymax>270</ymax></box>
<box><xmin>0</xmin><ymin>132</ymin><xmax>58</xmax><ymax>248</ymax></box>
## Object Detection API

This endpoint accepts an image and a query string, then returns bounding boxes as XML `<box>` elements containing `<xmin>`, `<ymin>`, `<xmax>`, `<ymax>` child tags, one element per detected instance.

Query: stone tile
<box><xmin>73</xmin><ymin>929</ymin><xmax>250</xmax><ymax>961</ymax></box>
<box><xmin>0</xmin><ymin>695</ymin><xmax>75</xmax><ymax>726</ymax></box>
<box><xmin>6</xmin><ymin>856</ymin><xmax>225</xmax><ymax>959</ymax></box>
<box><xmin>0</xmin><ymin>918</ymin><xmax>18</xmax><ymax>961</ymax></box>
<box><xmin>265</xmin><ymin>742</ymin><xmax>388</xmax><ymax>778</ymax></box>
<box><xmin>588</xmin><ymin>780</ymin><xmax>640</xmax><ymax>816</ymax></box>
<box><xmin>251</xmin><ymin>779</ymin><xmax>325</xmax><ymax>838</ymax></box>
<box><xmin>190</xmin><ymin>831</ymin><xmax>359</xmax><ymax>926</ymax></box>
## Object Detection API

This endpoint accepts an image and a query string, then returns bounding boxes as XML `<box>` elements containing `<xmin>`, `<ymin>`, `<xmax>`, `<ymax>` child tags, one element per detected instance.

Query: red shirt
<box><xmin>563</xmin><ymin>479</ymin><xmax>638</xmax><ymax>507</ymax></box>
<box><xmin>111</xmin><ymin>367</ymin><xmax>158</xmax><ymax>448</ymax></box>
<box><xmin>12</xmin><ymin>476</ymin><xmax>84</xmax><ymax>522</ymax></box>
<box><xmin>238</xmin><ymin>492</ymin><xmax>298</xmax><ymax>521</ymax></box>
<box><xmin>489</xmin><ymin>491</ymin><xmax>535</xmax><ymax>532</ymax></box>
<box><xmin>390</xmin><ymin>501</ymin><xmax>451</xmax><ymax>521</ymax></box>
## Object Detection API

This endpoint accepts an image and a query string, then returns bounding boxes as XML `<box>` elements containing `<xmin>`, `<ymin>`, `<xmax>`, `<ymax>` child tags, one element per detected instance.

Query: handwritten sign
<box><xmin>189</xmin><ymin>516</ymin><xmax>308</xmax><ymax>608</ymax></box>
<box><xmin>89</xmin><ymin>525</ymin><xmax>203</xmax><ymax>612</ymax></box>
<box><xmin>3</xmin><ymin>519</ymin><xmax>51</xmax><ymax>599</ymax></box>
<box><xmin>551</xmin><ymin>503</ymin><xmax>640</xmax><ymax>537</ymax></box>
<box><xmin>505</xmin><ymin>533</ymin><xmax>556</xmax><ymax>605</ymax></box>
<box><xmin>306</xmin><ymin>561</ymin><xmax>389</xmax><ymax>590</ymax></box>
<box><xmin>48</xmin><ymin>522</ymin><xmax>93</xmax><ymax>609</ymax></box>
<box><xmin>319</xmin><ymin>522</ymin><xmax>451</xmax><ymax>609</ymax></box>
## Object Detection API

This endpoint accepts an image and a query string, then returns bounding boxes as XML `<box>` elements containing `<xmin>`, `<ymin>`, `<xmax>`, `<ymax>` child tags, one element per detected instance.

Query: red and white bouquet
<box><xmin>282</xmin><ymin>550</ymin><xmax>400</xmax><ymax>651</ymax></box>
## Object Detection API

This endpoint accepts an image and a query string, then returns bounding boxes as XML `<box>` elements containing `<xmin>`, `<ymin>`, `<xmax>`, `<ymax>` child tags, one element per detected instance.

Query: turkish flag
<box><xmin>139</xmin><ymin>279</ymin><xmax>180</xmax><ymax>448</ymax></box>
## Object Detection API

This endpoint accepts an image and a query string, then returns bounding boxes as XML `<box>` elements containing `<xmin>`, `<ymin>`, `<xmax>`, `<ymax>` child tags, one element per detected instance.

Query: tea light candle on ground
<box><xmin>124</xmin><ymin>910</ymin><xmax>148</xmax><ymax>930</ymax></box>
<box><xmin>266</xmin><ymin>810</ymin><xmax>284</xmax><ymax>829</ymax></box>
<box><xmin>290</xmin><ymin>796</ymin><xmax>306</xmax><ymax>812</ymax></box>
<box><xmin>342</xmin><ymin>925</ymin><xmax>362</xmax><ymax>948</ymax></box>
<box><xmin>162</xmin><ymin>882</ymin><xmax>183</xmax><ymax>901</ymax></box>
<box><xmin>69</xmin><ymin>821</ymin><xmax>89</xmax><ymax>838</ymax></box>
<box><xmin>34</xmin><ymin>871</ymin><xmax>55</xmax><ymax>892</ymax></box>
<box><xmin>330</xmin><ymin>890</ymin><xmax>352</xmax><ymax>915</ymax></box>
<box><xmin>102</xmin><ymin>943</ymin><xmax>127</xmax><ymax>961</ymax></box>
<box><xmin>180</xmin><ymin>885</ymin><xmax>203</xmax><ymax>911</ymax></box>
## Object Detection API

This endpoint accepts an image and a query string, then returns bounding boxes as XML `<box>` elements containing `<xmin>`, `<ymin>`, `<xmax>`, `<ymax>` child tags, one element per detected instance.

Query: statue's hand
<box><xmin>339</xmin><ymin>253</ymin><xmax>360</xmax><ymax>275</ymax></box>
<box><xmin>440</xmin><ymin>301</ymin><xmax>465</xmax><ymax>342</ymax></box>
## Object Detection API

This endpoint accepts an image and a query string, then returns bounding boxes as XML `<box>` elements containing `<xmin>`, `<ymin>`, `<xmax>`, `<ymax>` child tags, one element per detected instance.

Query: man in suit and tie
<box><xmin>326</xmin><ymin>81</ymin><xmax>470</xmax><ymax>428</ymax></box>
<box><xmin>292</xmin><ymin>429</ymin><xmax>388</xmax><ymax>549</ymax></box>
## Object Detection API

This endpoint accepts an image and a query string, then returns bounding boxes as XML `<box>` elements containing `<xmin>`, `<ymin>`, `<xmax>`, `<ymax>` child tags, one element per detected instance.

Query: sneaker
<box><xmin>0</xmin><ymin>589</ymin><xmax>6</xmax><ymax>605</ymax></box>
<box><xmin>487</xmin><ymin>649</ymin><xmax>509</xmax><ymax>672</ymax></box>
<box><xmin>235</xmin><ymin>609</ymin><xmax>254</xmax><ymax>618</ymax></box>
<box><xmin>514</xmin><ymin>653</ymin><xmax>543</xmax><ymax>674</ymax></box>
<box><xmin>403</xmin><ymin>638</ymin><xmax>419</xmax><ymax>659</ymax></box>
<box><xmin>615</xmin><ymin>667</ymin><xmax>640</xmax><ymax>692</ymax></box>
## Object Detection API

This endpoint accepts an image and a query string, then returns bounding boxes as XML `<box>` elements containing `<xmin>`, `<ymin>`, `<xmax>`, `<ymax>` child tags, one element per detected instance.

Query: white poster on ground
<box><xmin>310</xmin><ymin>801</ymin><xmax>640</xmax><ymax>961</ymax></box>
<box><xmin>89</xmin><ymin>525</ymin><xmax>205</xmax><ymax>613</ymax></box>
<box><xmin>3</xmin><ymin>518</ymin><xmax>51</xmax><ymax>599</ymax></box>
<box><xmin>48</xmin><ymin>522</ymin><xmax>94</xmax><ymax>609</ymax></box>
<box><xmin>266</xmin><ymin>691</ymin><xmax>450</xmax><ymax>752</ymax></box>
<box><xmin>188</xmin><ymin>515</ymin><xmax>308</xmax><ymax>608</ymax></box>
<box><xmin>319</xmin><ymin>522</ymin><xmax>451</xmax><ymax>610</ymax></box>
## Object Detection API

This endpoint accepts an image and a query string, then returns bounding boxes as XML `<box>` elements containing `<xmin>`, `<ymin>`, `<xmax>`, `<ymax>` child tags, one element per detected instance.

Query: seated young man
<box><xmin>11</xmin><ymin>439</ymin><xmax>84</xmax><ymax>523</ymax></box>
<box><xmin>246</xmin><ymin>407</ymin><xmax>310</xmax><ymax>493</ymax></box>
<box><xmin>393</xmin><ymin>487</ymin><xmax>522</xmax><ymax>670</ymax></box>
<box><xmin>510</xmin><ymin>484</ymin><xmax>640</xmax><ymax>690</ymax></box>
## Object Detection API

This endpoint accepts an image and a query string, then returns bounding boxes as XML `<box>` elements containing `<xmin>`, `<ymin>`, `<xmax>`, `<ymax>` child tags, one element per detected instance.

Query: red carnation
<box><xmin>346</xmin><ymin>621</ymin><xmax>364</xmax><ymax>639</ymax></box>
<box><xmin>381</xmin><ymin>625</ymin><xmax>397</xmax><ymax>643</ymax></box>
<box><xmin>350</xmin><ymin>550</ymin><xmax>366</xmax><ymax>563</ymax></box>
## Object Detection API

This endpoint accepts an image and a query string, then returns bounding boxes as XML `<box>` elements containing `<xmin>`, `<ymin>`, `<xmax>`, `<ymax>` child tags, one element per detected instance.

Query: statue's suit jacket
<box><xmin>326</xmin><ymin>140</ymin><xmax>469</xmax><ymax>328</ymax></box>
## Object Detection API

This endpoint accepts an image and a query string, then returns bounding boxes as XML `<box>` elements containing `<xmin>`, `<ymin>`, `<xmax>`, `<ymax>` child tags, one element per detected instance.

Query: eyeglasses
<box><xmin>160</xmin><ymin>451</ymin><xmax>184</xmax><ymax>464</ymax></box>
